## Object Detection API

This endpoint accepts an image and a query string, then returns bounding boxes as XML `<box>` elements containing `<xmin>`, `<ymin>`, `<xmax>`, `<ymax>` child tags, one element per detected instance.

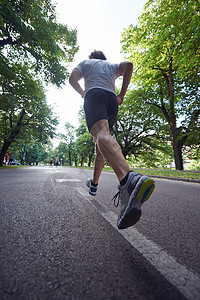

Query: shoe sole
<box><xmin>86</xmin><ymin>181</ymin><xmax>97</xmax><ymax>196</ymax></box>
<box><xmin>118</xmin><ymin>208</ymin><xmax>142</xmax><ymax>229</ymax></box>
<box><xmin>88</xmin><ymin>190</ymin><xmax>96</xmax><ymax>196</ymax></box>
<box><xmin>118</xmin><ymin>177</ymin><xmax>155</xmax><ymax>229</ymax></box>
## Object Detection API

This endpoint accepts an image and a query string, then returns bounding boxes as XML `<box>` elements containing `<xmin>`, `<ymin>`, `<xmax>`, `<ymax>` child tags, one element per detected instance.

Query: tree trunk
<box><xmin>172</xmin><ymin>138</ymin><xmax>184</xmax><ymax>170</ymax></box>
<box><xmin>88</xmin><ymin>153</ymin><xmax>93</xmax><ymax>167</ymax></box>
<box><xmin>75</xmin><ymin>154</ymin><xmax>78</xmax><ymax>167</ymax></box>
<box><xmin>163</xmin><ymin>59</ymin><xmax>184</xmax><ymax>170</ymax></box>
<box><xmin>0</xmin><ymin>108</ymin><xmax>26</xmax><ymax>166</ymax></box>
<box><xmin>68</xmin><ymin>151</ymin><xmax>72</xmax><ymax>166</ymax></box>
<box><xmin>0</xmin><ymin>140</ymin><xmax>12</xmax><ymax>166</ymax></box>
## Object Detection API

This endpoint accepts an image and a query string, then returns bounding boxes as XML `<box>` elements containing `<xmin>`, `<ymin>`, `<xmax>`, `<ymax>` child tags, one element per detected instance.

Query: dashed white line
<box><xmin>75</xmin><ymin>186</ymin><xmax>200</xmax><ymax>300</ymax></box>
<box><xmin>55</xmin><ymin>168</ymin><xmax>69</xmax><ymax>173</ymax></box>
<box><xmin>55</xmin><ymin>179</ymin><xmax>81</xmax><ymax>182</ymax></box>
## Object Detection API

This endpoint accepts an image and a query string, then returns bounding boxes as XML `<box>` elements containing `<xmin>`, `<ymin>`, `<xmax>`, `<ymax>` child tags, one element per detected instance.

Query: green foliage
<box><xmin>0</xmin><ymin>0</ymin><xmax>78</xmax><ymax>165</ymax></box>
<box><xmin>54</xmin><ymin>141</ymin><xmax>67</xmax><ymax>165</ymax></box>
<box><xmin>55</xmin><ymin>107</ymin><xmax>95</xmax><ymax>167</ymax></box>
<box><xmin>75</xmin><ymin>107</ymin><xmax>95</xmax><ymax>166</ymax></box>
<box><xmin>129</xmin><ymin>148</ymin><xmax>173</xmax><ymax>169</ymax></box>
<box><xmin>75</xmin><ymin>131</ymin><xmax>95</xmax><ymax>166</ymax></box>
<box><xmin>113</xmin><ymin>89</ymin><xmax>173</xmax><ymax>161</ymax></box>
<box><xmin>0</xmin><ymin>0</ymin><xmax>79</xmax><ymax>86</ymax></box>
<box><xmin>0</xmin><ymin>65</ymin><xmax>59</xmax><ymax>147</ymax></box>
<box><xmin>187</xmin><ymin>160</ymin><xmax>200</xmax><ymax>171</ymax></box>
<box><xmin>60</xmin><ymin>122</ymin><xmax>75</xmax><ymax>145</ymax></box>
<box><xmin>59</xmin><ymin>122</ymin><xmax>76</xmax><ymax>166</ymax></box>
<box><xmin>121</xmin><ymin>0</ymin><xmax>200</xmax><ymax>169</ymax></box>
<box><xmin>25</xmin><ymin>143</ymin><xmax>50</xmax><ymax>165</ymax></box>
<box><xmin>122</xmin><ymin>0</ymin><xmax>199</xmax><ymax>84</ymax></box>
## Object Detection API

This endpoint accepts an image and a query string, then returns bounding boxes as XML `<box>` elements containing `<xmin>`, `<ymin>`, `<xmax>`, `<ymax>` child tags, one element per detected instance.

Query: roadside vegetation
<box><xmin>72</xmin><ymin>165</ymin><xmax>200</xmax><ymax>181</ymax></box>
<box><xmin>1</xmin><ymin>164</ymin><xmax>199</xmax><ymax>181</ymax></box>
<box><xmin>0</xmin><ymin>0</ymin><xmax>78</xmax><ymax>166</ymax></box>
<box><xmin>131</xmin><ymin>169</ymin><xmax>200</xmax><ymax>181</ymax></box>
<box><xmin>0</xmin><ymin>0</ymin><xmax>199</xmax><ymax>171</ymax></box>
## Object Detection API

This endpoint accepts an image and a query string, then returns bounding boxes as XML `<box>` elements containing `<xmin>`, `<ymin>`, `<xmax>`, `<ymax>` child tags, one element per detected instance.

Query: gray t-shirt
<box><xmin>75</xmin><ymin>59</ymin><xmax>120</xmax><ymax>95</ymax></box>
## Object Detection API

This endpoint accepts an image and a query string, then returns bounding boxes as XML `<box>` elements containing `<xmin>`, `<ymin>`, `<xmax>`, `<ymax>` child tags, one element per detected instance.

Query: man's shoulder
<box><xmin>78</xmin><ymin>59</ymin><xmax>118</xmax><ymax>66</ymax></box>
<box><xmin>76</xmin><ymin>59</ymin><xmax>119</xmax><ymax>75</ymax></box>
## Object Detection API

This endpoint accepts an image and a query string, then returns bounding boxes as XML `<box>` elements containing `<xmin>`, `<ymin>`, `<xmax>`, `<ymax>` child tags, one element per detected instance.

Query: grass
<box><xmin>1</xmin><ymin>164</ymin><xmax>199</xmax><ymax>181</ymax></box>
<box><xmin>101</xmin><ymin>166</ymin><xmax>200</xmax><ymax>181</ymax></box>
<box><xmin>132</xmin><ymin>168</ymin><xmax>200</xmax><ymax>181</ymax></box>
<box><xmin>70</xmin><ymin>165</ymin><xmax>200</xmax><ymax>181</ymax></box>
<box><xmin>0</xmin><ymin>165</ymin><xmax>28</xmax><ymax>170</ymax></box>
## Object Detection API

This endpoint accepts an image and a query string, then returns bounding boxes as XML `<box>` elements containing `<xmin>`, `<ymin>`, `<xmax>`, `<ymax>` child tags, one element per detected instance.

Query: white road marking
<box><xmin>55</xmin><ymin>168</ymin><xmax>69</xmax><ymax>172</ymax></box>
<box><xmin>55</xmin><ymin>179</ymin><xmax>81</xmax><ymax>182</ymax></box>
<box><xmin>76</xmin><ymin>186</ymin><xmax>200</xmax><ymax>300</ymax></box>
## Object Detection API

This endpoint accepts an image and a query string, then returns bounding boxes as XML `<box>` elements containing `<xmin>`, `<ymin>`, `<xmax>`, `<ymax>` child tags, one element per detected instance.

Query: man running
<box><xmin>69</xmin><ymin>50</ymin><xmax>155</xmax><ymax>229</ymax></box>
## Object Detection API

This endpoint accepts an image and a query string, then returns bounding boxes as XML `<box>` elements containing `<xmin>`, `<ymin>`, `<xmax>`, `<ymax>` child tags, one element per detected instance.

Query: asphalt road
<box><xmin>0</xmin><ymin>166</ymin><xmax>200</xmax><ymax>300</ymax></box>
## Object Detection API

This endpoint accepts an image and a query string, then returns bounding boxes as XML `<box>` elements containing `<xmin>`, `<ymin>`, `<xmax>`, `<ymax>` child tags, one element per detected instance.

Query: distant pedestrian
<box><xmin>8</xmin><ymin>153</ymin><xmax>14</xmax><ymax>165</ymax></box>
<box><xmin>50</xmin><ymin>158</ymin><xmax>53</xmax><ymax>167</ymax></box>
<box><xmin>69</xmin><ymin>50</ymin><xmax>155</xmax><ymax>229</ymax></box>
<box><xmin>55</xmin><ymin>157</ymin><xmax>59</xmax><ymax>167</ymax></box>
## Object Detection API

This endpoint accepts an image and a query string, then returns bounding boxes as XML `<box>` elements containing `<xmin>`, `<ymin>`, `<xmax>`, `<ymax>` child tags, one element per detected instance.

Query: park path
<box><xmin>0</xmin><ymin>166</ymin><xmax>200</xmax><ymax>299</ymax></box>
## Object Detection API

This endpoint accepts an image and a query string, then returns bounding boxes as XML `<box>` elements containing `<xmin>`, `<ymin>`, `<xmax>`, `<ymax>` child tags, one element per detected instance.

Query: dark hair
<box><xmin>89</xmin><ymin>50</ymin><xmax>107</xmax><ymax>60</ymax></box>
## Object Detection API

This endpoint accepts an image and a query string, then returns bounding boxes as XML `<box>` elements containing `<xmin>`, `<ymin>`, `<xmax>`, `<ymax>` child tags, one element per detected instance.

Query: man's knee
<box><xmin>97</xmin><ymin>132</ymin><xmax>110</xmax><ymax>143</ymax></box>
<box><xmin>90</xmin><ymin>119</ymin><xmax>109</xmax><ymax>140</ymax></box>
<box><xmin>97</xmin><ymin>133</ymin><xmax>119</xmax><ymax>156</ymax></box>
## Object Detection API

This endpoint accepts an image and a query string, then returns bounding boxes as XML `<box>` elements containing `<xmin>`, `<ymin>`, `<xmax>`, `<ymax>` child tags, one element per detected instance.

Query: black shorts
<box><xmin>84</xmin><ymin>88</ymin><xmax>118</xmax><ymax>132</ymax></box>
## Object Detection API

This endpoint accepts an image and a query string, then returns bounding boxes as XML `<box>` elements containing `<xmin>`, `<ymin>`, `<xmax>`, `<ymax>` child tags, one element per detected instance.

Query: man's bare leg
<box><xmin>92</xmin><ymin>143</ymin><xmax>105</xmax><ymax>185</ymax></box>
<box><xmin>90</xmin><ymin>119</ymin><xmax>131</xmax><ymax>183</ymax></box>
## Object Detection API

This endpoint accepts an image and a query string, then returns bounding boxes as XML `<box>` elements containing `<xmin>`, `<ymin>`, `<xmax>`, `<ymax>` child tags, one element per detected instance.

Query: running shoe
<box><xmin>112</xmin><ymin>171</ymin><xmax>155</xmax><ymax>229</ymax></box>
<box><xmin>86</xmin><ymin>179</ymin><xmax>98</xmax><ymax>196</ymax></box>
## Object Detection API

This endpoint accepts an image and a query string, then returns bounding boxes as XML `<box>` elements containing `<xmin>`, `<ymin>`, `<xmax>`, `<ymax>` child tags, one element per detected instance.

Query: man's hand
<box><xmin>117</xmin><ymin>94</ymin><xmax>124</xmax><ymax>105</ymax></box>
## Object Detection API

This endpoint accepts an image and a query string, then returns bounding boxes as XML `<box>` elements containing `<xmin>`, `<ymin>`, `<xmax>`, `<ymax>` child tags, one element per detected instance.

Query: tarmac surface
<box><xmin>0</xmin><ymin>166</ymin><xmax>200</xmax><ymax>299</ymax></box>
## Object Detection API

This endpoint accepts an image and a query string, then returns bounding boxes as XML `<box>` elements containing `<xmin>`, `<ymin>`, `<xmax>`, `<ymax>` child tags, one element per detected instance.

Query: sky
<box><xmin>46</xmin><ymin>0</ymin><xmax>148</xmax><ymax>146</ymax></box>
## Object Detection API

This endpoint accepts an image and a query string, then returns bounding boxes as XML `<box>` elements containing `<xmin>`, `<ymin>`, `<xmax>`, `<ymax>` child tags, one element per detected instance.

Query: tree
<box><xmin>75</xmin><ymin>107</ymin><xmax>95</xmax><ymax>166</ymax></box>
<box><xmin>55</xmin><ymin>141</ymin><xmax>68</xmax><ymax>166</ymax></box>
<box><xmin>0</xmin><ymin>67</ymin><xmax>58</xmax><ymax>165</ymax></box>
<box><xmin>121</xmin><ymin>0</ymin><xmax>200</xmax><ymax>169</ymax></box>
<box><xmin>112</xmin><ymin>89</ymin><xmax>173</xmax><ymax>165</ymax></box>
<box><xmin>0</xmin><ymin>0</ymin><xmax>78</xmax><ymax>165</ymax></box>
<box><xmin>25</xmin><ymin>142</ymin><xmax>49</xmax><ymax>165</ymax></box>
<box><xmin>60</xmin><ymin>122</ymin><xmax>76</xmax><ymax>166</ymax></box>
<box><xmin>75</xmin><ymin>131</ymin><xmax>95</xmax><ymax>167</ymax></box>
<box><xmin>0</xmin><ymin>0</ymin><xmax>78</xmax><ymax>86</ymax></box>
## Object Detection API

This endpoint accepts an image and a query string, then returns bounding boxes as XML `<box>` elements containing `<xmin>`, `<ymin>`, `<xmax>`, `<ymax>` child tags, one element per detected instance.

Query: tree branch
<box><xmin>9</xmin><ymin>113</ymin><xmax>13</xmax><ymax>130</ymax></box>
<box><xmin>152</xmin><ymin>66</ymin><xmax>168</xmax><ymax>73</ymax></box>
<box><xmin>0</xmin><ymin>36</ymin><xmax>41</xmax><ymax>61</ymax></box>
<box><xmin>0</xmin><ymin>37</ymin><xmax>22</xmax><ymax>47</ymax></box>
<box><xmin>145</xmin><ymin>99</ymin><xmax>171</xmax><ymax>126</ymax></box>
<box><xmin>8</xmin><ymin>108</ymin><xmax>26</xmax><ymax>142</ymax></box>
<box><xmin>23</xmin><ymin>115</ymin><xmax>35</xmax><ymax>126</ymax></box>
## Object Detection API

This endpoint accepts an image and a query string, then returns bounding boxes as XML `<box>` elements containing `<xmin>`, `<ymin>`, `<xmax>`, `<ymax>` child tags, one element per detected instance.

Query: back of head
<box><xmin>89</xmin><ymin>50</ymin><xmax>107</xmax><ymax>60</ymax></box>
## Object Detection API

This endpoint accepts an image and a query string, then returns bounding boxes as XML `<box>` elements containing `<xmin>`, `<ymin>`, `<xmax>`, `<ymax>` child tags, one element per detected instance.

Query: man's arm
<box><xmin>69</xmin><ymin>69</ymin><xmax>85</xmax><ymax>97</ymax></box>
<box><xmin>117</xmin><ymin>61</ymin><xmax>133</xmax><ymax>105</ymax></box>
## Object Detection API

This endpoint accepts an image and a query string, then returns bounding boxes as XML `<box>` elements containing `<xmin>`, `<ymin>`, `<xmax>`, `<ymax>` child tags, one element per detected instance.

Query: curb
<box><xmin>149</xmin><ymin>174</ymin><xmax>200</xmax><ymax>184</ymax></box>
<box><xmin>103</xmin><ymin>170</ymin><xmax>200</xmax><ymax>184</ymax></box>
<box><xmin>1</xmin><ymin>167</ymin><xmax>200</xmax><ymax>183</ymax></box>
